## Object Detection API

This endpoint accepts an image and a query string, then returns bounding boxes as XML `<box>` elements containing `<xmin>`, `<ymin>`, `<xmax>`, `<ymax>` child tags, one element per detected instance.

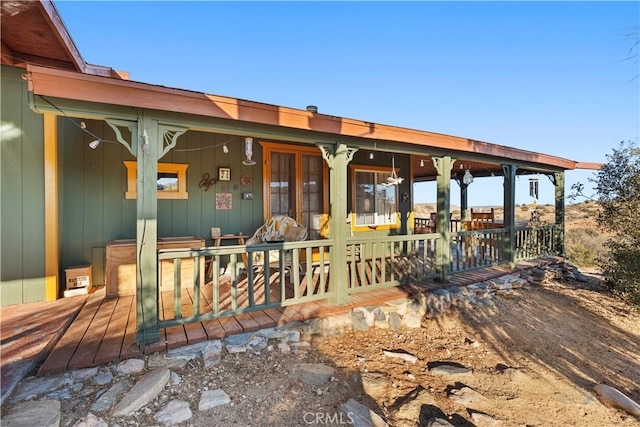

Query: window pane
<box><xmin>157</xmin><ymin>172</ymin><xmax>179</xmax><ymax>192</ymax></box>
<box><xmin>354</xmin><ymin>169</ymin><xmax>397</xmax><ymax>226</ymax></box>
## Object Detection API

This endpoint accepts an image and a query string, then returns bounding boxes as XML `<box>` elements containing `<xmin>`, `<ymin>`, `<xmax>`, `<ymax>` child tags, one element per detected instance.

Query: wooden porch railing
<box><xmin>151</xmin><ymin>224</ymin><xmax>559</xmax><ymax>335</ymax></box>
<box><xmin>346</xmin><ymin>234</ymin><xmax>439</xmax><ymax>294</ymax></box>
<box><xmin>450</xmin><ymin>228</ymin><xmax>509</xmax><ymax>272</ymax></box>
<box><xmin>514</xmin><ymin>224</ymin><xmax>559</xmax><ymax>261</ymax></box>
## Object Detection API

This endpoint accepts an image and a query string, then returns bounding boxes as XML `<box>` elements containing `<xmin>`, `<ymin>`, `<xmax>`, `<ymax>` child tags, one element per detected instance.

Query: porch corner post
<box><xmin>502</xmin><ymin>164</ymin><xmax>517</xmax><ymax>267</ymax></box>
<box><xmin>554</xmin><ymin>171</ymin><xmax>565</xmax><ymax>257</ymax></box>
<box><xmin>135</xmin><ymin>117</ymin><xmax>160</xmax><ymax>346</ymax></box>
<box><xmin>320</xmin><ymin>143</ymin><xmax>356</xmax><ymax>305</ymax></box>
<box><xmin>433</xmin><ymin>156</ymin><xmax>454</xmax><ymax>282</ymax></box>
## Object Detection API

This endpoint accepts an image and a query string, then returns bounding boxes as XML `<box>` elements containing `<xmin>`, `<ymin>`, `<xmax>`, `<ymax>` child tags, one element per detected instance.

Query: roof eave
<box><xmin>26</xmin><ymin>64</ymin><xmax>582</xmax><ymax>171</ymax></box>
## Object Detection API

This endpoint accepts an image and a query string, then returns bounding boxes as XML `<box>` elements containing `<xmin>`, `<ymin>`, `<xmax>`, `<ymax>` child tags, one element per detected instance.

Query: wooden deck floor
<box><xmin>35</xmin><ymin>257</ymin><xmax>558</xmax><ymax>375</ymax></box>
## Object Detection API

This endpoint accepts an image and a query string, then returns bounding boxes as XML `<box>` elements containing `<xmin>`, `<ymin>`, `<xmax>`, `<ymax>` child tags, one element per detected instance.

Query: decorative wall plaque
<box><xmin>215</xmin><ymin>193</ymin><xmax>232</xmax><ymax>210</ymax></box>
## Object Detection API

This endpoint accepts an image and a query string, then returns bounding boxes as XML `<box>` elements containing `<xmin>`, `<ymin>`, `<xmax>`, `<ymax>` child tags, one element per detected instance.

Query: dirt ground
<box><xmin>53</xmin><ymin>269</ymin><xmax>638</xmax><ymax>427</ymax></box>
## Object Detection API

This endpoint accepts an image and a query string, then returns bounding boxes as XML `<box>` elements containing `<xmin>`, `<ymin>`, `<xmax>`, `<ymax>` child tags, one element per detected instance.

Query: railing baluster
<box><xmin>174</xmin><ymin>258</ymin><xmax>181</xmax><ymax>320</ymax></box>
<box><xmin>193</xmin><ymin>255</ymin><xmax>201</xmax><ymax>316</ymax></box>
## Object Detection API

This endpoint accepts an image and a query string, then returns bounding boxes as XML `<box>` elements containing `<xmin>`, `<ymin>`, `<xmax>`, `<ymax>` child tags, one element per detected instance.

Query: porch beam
<box><xmin>433</xmin><ymin>156</ymin><xmax>454</xmax><ymax>281</ymax></box>
<box><xmin>554</xmin><ymin>171</ymin><xmax>565</xmax><ymax>256</ymax></box>
<box><xmin>319</xmin><ymin>143</ymin><xmax>357</xmax><ymax>304</ymax></box>
<box><xmin>502</xmin><ymin>163</ymin><xmax>517</xmax><ymax>266</ymax></box>
<box><xmin>134</xmin><ymin>117</ymin><xmax>160</xmax><ymax>345</ymax></box>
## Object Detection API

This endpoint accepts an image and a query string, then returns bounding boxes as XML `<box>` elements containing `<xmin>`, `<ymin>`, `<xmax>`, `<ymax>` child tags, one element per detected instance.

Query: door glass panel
<box><xmin>270</xmin><ymin>152</ymin><xmax>295</xmax><ymax>218</ymax></box>
<box><xmin>302</xmin><ymin>155</ymin><xmax>324</xmax><ymax>239</ymax></box>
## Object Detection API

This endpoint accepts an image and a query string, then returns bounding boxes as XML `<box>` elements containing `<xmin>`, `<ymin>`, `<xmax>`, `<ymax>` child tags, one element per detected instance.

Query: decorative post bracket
<box><xmin>106</xmin><ymin>119</ymin><xmax>138</xmax><ymax>157</ymax></box>
<box><xmin>158</xmin><ymin>124</ymin><xmax>188</xmax><ymax>160</ymax></box>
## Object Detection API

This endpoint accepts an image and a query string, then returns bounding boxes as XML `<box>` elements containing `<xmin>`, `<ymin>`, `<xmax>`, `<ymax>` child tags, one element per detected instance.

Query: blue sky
<box><xmin>56</xmin><ymin>1</ymin><xmax>639</xmax><ymax>206</ymax></box>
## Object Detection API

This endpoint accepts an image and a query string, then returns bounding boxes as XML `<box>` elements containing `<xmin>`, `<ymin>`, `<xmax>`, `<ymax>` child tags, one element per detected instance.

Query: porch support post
<box><xmin>135</xmin><ymin>117</ymin><xmax>160</xmax><ymax>345</ymax></box>
<box><xmin>460</xmin><ymin>182</ymin><xmax>470</xmax><ymax>221</ymax></box>
<box><xmin>319</xmin><ymin>143</ymin><xmax>356</xmax><ymax>305</ymax></box>
<box><xmin>502</xmin><ymin>164</ymin><xmax>517</xmax><ymax>267</ymax></box>
<box><xmin>433</xmin><ymin>156</ymin><xmax>454</xmax><ymax>281</ymax></box>
<box><xmin>554</xmin><ymin>171</ymin><xmax>565</xmax><ymax>257</ymax></box>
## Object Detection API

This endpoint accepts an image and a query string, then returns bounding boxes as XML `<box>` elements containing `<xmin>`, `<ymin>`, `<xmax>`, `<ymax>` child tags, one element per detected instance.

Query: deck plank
<box><xmin>38</xmin><ymin>291</ymin><xmax>105</xmax><ymax>374</ymax></box>
<box><xmin>94</xmin><ymin>295</ymin><xmax>134</xmax><ymax>365</ymax></box>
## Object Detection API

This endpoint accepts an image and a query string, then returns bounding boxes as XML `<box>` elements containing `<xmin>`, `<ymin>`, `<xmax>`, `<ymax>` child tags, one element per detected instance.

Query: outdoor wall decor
<box><xmin>218</xmin><ymin>167</ymin><xmax>231</xmax><ymax>181</ymax></box>
<box><xmin>199</xmin><ymin>172</ymin><xmax>215</xmax><ymax>191</ymax></box>
<box><xmin>215</xmin><ymin>193</ymin><xmax>232</xmax><ymax>209</ymax></box>
<box><xmin>240</xmin><ymin>174</ymin><xmax>253</xmax><ymax>187</ymax></box>
<box><xmin>242</xmin><ymin>192</ymin><xmax>253</xmax><ymax>200</ymax></box>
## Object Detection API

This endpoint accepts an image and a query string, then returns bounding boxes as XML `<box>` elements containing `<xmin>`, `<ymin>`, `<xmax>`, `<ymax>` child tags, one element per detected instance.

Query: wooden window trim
<box><xmin>123</xmin><ymin>161</ymin><xmax>188</xmax><ymax>200</ymax></box>
<box><xmin>349</xmin><ymin>164</ymin><xmax>400</xmax><ymax>232</ymax></box>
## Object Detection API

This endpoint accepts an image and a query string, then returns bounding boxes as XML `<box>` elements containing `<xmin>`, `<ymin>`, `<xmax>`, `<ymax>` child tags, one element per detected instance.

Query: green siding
<box><xmin>1</xmin><ymin>65</ymin><xmax>46</xmax><ymax>305</ymax></box>
<box><xmin>58</xmin><ymin>125</ymin><xmax>265</xmax><ymax>287</ymax></box>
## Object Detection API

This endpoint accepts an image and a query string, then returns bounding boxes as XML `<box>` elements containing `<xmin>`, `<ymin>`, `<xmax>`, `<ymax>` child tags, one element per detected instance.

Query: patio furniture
<box><xmin>246</xmin><ymin>215</ymin><xmax>308</xmax><ymax>275</ymax></box>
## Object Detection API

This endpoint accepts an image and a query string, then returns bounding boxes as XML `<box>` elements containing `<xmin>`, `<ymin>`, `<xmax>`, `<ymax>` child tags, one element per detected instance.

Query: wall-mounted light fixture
<box><xmin>242</xmin><ymin>137</ymin><xmax>256</xmax><ymax>165</ymax></box>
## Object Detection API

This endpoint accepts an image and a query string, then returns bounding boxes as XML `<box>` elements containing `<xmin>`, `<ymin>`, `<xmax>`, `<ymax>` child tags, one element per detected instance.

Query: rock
<box><xmin>340</xmin><ymin>398</ymin><xmax>388</xmax><ymax>427</ymax></box>
<box><xmin>285</xmin><ymin>330</ymin><xmax>301</xmax><ymax>342</ymax></box>
<box><xmin>90</xmin><ymin>380</ymin><xmax>128</xmax><ymax>412</ymax></box>
<box><xmin>92</xmin><ymin>371</ymin><xmax>113</xmax><ymax>386</ymax></box>
<box><xmin>360</xmin><ymin>372</ymin><xmax>389</xmax><ymax>399</ymax></box>
<box><xmin>116</xmin><ymin>358</ymin><xmax>145</xmax><ymax>375</ymax></box>
<box><xmin>290</xmin><ymin>363</ymin><xmax>335</xmax><ymax>385</ymax></box>
<box><xmin>11</xmin><ymin>374</ymin><xmax>67</xmax><ymax>402</ymax></box>
<box><xmin>256</xmin><ymin>327</ymin><xmax>287</xmax><ymax>339</ymax></box>
<box><xmin>306</xmin><ymin>318</ymin><xmax>324</xmax><ymax>335</ymax></box>
<box><xmin>154</xmin><ymin>399</ymin><xmax>192</xmax><ymax>426</ymax></box>
<box><xmin>278</xmin><ymin>342</ymin><xmax>291</xmax><ymax>353</ymax></box>
<box><xmin>73</xmin><ymin>413</ymin><xmax>108</xmax><ymax>427</ymax></box>
<box><xmin>372</xmin><ymin>307</ymin><xmax>386</xmax><ymax>321</ymax></box>
<box><xmin>388</xmin><ymin>312</ymin><xmax>402</xmax><ymax>330</ymax></box>
<box><xmin>593</xmin><ymin>384</ymin><xmax>640</xmax><ymax>416</ymax></box>
<box><xmin>429</xmin><ymin>363</ymin><xmax>472</xmax><ymax>376</ymax></box>
<box><xmin>425</xmin><ymin>418</ymin><xmax>455</xmax><ymax>427</ymax></box>
<box><xmin>448</xmin><ymin>386</ymin><xmax>486</xmax><ymax>406</ymax></box>
<box><xmin>198</xmin><ymin>389</ymin><xmax>231</xmax><ymax>411</ymax></box>
<box><xmin>383</xmin><ymin>350</ymin><xmax>418</xmax><ymax>364</ymax></box>
<box><xmin>224</xmin><ymin>331</ymin><xmax>255</xmax><ymax>347</ymax></box>
<box><xmin>170</xmin><ymin>371</ymin><xmax>182</xmax><ymax>386</ymax></box>
<box><xmin>402</xmin><ymin>311</ymin><xmax>422</xmax><ymax>328</ymax></box>
<box><xmin>167</xmin><ymin>342</ymin><xmax>208</xmax><ymax>360</ymax></box>
<box><xmin>470</xmin><ymin>411</ymin><xmax>502</xmax><ymax>425</ymax></box>
<box><xmin>147</xmin><ymin>353</ymin><xmax>189</xmax><ymax>369</ymax></box>
<box><xmin>391</xmin><ymin>387</ymin><xmax>436</xmax><ymax>422</ymax></box>
<box><xmin>112</xmin><ymin>367</ymin><xmax>170</xmax><ymax>416</ymax></box>
<box><xmin>70</xmin><ymin>367</ymin><xmax>99</xmax><ymax>382</ymax></box>
<box><xmin>247</xmin><ymin>335</ymin><xmax>268</xmax><ymax>353</ymax></box>
<box><xmin>322</xmin><ymin>313</ymin><xmax>352</xmax><ymax>335</ymax></box>
<box><xmin>2</xmin><ymin>400</ymin><xmax>61</xmax><ymax>427</ymax></box>
<box><xmin>351</xmin><ymin>309</ymin><xmax>370</xmax><ymax>331</ymax></box>
<box><xmin>226</xmin><ymin>344</ymin><xmax>247</xmax><ymax>353</ymax></box>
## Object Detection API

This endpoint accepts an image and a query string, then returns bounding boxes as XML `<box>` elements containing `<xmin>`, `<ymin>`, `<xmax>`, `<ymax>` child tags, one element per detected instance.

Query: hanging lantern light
<box><xmin>242</xmin><ymin>137</ymin><xmax>256</xmax><ymax>166</ymax></box>
<box><xmin>462</xmin><ymin>169</ymin><xmax>474</xmax><ymax>185</ymax></box>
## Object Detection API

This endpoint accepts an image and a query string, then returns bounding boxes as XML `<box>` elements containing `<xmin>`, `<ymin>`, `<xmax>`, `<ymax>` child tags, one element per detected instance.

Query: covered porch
<box><xmin>24</xmin><ymin>64</ymin><xmax>587</xmax><ymax>347</ymax></box>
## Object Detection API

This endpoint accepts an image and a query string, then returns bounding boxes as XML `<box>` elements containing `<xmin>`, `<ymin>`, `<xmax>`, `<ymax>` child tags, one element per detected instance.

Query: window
<box><xmin>124</xmin><ymin>161</ymin><xmax>188</xmax><ymax>199</ymax></box>
<box><xmin>350</xmin><ymin>165</ymin><xmax>399</xmax><ymax>230</ymax></box>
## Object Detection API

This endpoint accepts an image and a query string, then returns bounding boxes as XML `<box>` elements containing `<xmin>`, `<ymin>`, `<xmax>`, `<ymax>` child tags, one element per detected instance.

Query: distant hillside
<box><xmin>414</xmin><ymin>201</ymin><xmax>600</xmax><ymax>229</ymax></box>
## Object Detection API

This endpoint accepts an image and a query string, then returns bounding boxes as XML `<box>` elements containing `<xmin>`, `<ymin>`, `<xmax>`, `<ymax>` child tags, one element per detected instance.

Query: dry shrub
<box><xmin>565</xmin><ymin>227</ymin><xmax>608</xmax><ymax>267</ymax></box>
